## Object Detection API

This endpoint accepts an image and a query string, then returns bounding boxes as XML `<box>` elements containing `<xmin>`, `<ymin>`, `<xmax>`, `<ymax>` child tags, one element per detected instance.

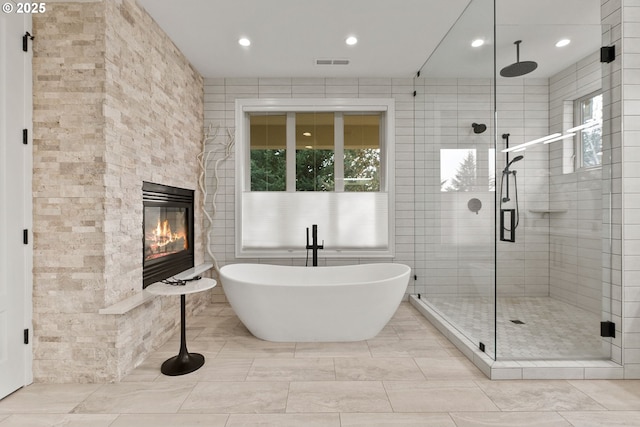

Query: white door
<box><xmin>0</xmin><ymin>11</ymin><xmax>33</xmax><ymax>400</ymax></box>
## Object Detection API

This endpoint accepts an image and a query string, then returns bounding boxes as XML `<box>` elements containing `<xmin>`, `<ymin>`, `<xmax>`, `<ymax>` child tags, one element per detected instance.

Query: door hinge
<box><xmin>601</xmin><ymin>45</ymin><xmax>615</xmax><ymax>63</ymax></box>
<box><xmin>24</xmin><ymin>329</ymin><xmax>29</xmax><ymax>344</ymax></box>
<box><xmin>23</xmin><ymin>31</ymin><xmax>34</xmax><ymax>52</ymax></box>
<box><xmin>23</xmin><ymin>229</ymin><xmax>28</xmax><ymax>245</ymax></box>
<box><xmin>601</xmin><ymin>321</ymin><xmax>615</xmax><ymax>338</ymax></box>
<box><xmin>23</xmin><ymin>129</ymin><xmax>28</xmax><ymax>145</ymax></box>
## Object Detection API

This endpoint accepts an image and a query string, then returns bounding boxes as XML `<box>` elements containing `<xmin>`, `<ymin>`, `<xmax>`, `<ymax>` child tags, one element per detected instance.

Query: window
<box><xmin>295</xmin><ymin>112</ymin><xmax>335</xmax><ymax>191</ymax></box>
<box><xmin>248</xmin><ymin>111</ymin><xmax>382</xmax><ymax>193</ymax></box>
<box><xmin>344</xmin><ymin>114</ymin><xmax>381</xmax><ymax>192</ymax></box>
<box><xmin>440</xmin><ymin>149</ymin><xmax>477</xmax><ymax>192</ymax></box>
<box><xmin>575</xmin><ymin>91</ymin><xmax>603</xmax><ymax>168</ymax></box>
<box><xmin>250</xmin><ymin>114</ymin><xmax>286</xmax><ymax>191</ymax></box>
<box><xmin>236</xmin><ymin>99</ymin><xmax>395</xmax><ymax>258</ymax></box>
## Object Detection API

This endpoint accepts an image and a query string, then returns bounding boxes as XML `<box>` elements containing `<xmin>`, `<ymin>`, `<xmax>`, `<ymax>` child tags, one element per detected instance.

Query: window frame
<box><xmin>235</xmin><ymin>98</ymin><xmax>396</xmax><ymax>259</ymax></box>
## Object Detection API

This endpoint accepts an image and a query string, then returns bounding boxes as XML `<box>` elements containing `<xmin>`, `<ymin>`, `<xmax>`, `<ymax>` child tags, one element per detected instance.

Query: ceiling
<box><xmin>136</xmin><ymin>0</ymin><xmax>603</xmax><ymax>79</ymax></box>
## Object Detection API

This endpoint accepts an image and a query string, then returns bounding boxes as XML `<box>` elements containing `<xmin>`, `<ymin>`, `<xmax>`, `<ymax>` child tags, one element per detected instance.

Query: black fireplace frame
<box><xmin>142</xmin><ymin>181</ymin><xmax>194</xmax><ymax>288</ymax></box>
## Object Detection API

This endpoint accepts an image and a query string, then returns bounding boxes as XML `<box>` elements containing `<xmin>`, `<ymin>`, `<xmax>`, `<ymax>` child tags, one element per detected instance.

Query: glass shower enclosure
<box><xmin>413</xmin><ymin>0</ymin><xmax>616</xmax><ymax>365</ymax></box>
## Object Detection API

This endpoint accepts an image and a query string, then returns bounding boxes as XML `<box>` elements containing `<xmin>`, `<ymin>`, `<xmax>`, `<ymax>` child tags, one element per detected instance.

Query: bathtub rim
<box><xmin>219</xmin><ymin>262</ymin><xmax>411</xmax><ymax>288</ymax></box>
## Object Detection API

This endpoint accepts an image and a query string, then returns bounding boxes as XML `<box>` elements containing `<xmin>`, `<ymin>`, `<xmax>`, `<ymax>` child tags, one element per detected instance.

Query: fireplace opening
<box><xmin>142</xmin><ymin>182</ymin><xmax>194</xmax><ymax>288</ymax></box>
<box><xmin>144</xmin><ymin>207</ymin><xmax>188</xmax><ymax>261</ymax></box>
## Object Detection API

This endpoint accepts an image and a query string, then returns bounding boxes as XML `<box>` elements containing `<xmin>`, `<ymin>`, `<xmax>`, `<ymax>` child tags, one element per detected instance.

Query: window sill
<box><xmin>237</xmin><ymin>248</ymin><xmax>394</xmax><ymax>259</ymax></box>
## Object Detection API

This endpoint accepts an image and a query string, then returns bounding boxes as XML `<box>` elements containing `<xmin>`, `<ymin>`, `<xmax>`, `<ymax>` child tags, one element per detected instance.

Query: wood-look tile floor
<box><xmin>1</xmin><ymin>302</ymin><xmax>640</xmax><ymax>426</ymax></box>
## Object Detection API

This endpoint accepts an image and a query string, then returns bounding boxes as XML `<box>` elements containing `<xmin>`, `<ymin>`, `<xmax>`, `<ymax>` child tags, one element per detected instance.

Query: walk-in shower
<box><xmin>412</xmin><ymin>0</ymin><xmax>617</xmax><ymax>373</ymax></box>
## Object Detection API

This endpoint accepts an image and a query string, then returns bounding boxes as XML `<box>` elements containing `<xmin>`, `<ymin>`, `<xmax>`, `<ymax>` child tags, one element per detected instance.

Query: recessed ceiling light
<box><xmin>556</xmin><ymin>39</ymin><xmax>570</xmax><ymax>47</ymax></box>
<box><xmin>305</xmin><ymin>145</ymin><xmax>313</xmax><ymax>149</ymax></box>
<box><xmin>302</xmin><ymin>132</ymin><xmax>312</xmax><ymax>137</ymax></box>
<box><xmin>345</xmin><ymin>36</ymin><xmax>358</xmax><ymax>46</ymax></box>
<box><xmin>471</xmin><ymin>39</ymin><xmax>484</xmax><ymax>48</ymax></box>
<box><xmin>238</xmin><ymin>37</ymin><xmax>251</xmax><ymax>47</ymax></box>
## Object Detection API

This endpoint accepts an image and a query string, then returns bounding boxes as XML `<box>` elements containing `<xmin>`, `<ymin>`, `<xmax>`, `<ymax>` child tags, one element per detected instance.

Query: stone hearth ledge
<box><xmin>98</xmin><ymin>291</ymin><xmax>157</xmax><ymax>315</ymax></box>
<box><xmin>98</xmin><ymin>263</ymin><xmax>214</xmax><ymax>315</ymax></box>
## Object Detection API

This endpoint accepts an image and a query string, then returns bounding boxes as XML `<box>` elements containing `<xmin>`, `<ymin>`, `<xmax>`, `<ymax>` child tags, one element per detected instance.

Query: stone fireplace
<box><xmin>31</xmin><ymin>0</ymin><xmax>214</xmax><ymax>383</ymax></box>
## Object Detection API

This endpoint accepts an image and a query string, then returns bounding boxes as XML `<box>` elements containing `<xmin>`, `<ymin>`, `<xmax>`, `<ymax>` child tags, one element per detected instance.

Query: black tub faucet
<box><xmin>305</xmin><ymin>224</ymin><xmax>324</xmax><ymax>266</ymax></box>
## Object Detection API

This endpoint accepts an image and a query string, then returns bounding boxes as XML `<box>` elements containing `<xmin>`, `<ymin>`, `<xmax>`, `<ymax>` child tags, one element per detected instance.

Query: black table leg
<box><xmin>160</xmin><ymin>294</ymin><xmax>205</xmax><ymax>376</ymax></box>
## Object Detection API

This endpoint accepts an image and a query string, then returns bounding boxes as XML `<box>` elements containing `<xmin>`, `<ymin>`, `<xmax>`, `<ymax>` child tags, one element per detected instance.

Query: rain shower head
<box><xmin>500</xmin><ymin>40</ymin><xmax>538</xmax><ymax>78</ymax></box>
<box><xmin>472</xmin><ymin>123</ymin><xmax>487</xmax><ymax>134</ymax></box>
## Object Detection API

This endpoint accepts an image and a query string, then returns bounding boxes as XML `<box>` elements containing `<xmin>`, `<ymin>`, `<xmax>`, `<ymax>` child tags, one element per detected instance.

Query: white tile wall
<box><xmin>548</xmin><ymin>51</ymin><xmax>604</xmax><ymax>315</ymax></box>
<box><xmin>618</xmin><ymin>0</ymin><xmax>640</xmax><ymax>378</ymax></box>
<box><xmin>414</xmin><ymin>77</ymin><xmax>550</xmax><ymax>299</ymax></box>
<box><xmin>518</xmin><ymin>79</ymin><xmax>553</xmax><ymax>296</ymax></box>
<box><xmin>202</xmin><ymin>78</ymin><xmax>416</xmax><ymax>299</ymax></box>
<box><xmin>206</xmin><ymin>76</ymin><xmax>550</xmax><ymax>301</ymax></box>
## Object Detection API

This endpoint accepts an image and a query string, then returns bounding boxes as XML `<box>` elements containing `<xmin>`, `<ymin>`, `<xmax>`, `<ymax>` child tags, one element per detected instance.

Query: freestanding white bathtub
<box><xmin>219</xmin><ymin>263</ymin><xmax>410</xmax><ymax>342</ymax></box>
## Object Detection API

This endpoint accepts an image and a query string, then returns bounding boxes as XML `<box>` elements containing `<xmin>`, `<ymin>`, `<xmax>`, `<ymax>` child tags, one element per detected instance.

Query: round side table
<box><xmin>145</xmin><ymin>277</ymin><xmax>216</xmax><ymax>376</ymax></box>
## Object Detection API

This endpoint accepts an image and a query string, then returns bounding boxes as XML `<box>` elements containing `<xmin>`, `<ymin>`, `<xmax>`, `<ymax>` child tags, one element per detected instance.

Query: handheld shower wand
<box><xmin>502</xmin><ymin>155</ymin><xmax>523</xmax><ymax>202</ymax></box>
<box><xmin>503</xmin><ymin>155</ymin><xmax>524</xmax><ymax>173</ymax></box>
<box><xmin>500</xmin><ymin>134</ymin><xmax>523</xmax><ymax>242</ymax></box>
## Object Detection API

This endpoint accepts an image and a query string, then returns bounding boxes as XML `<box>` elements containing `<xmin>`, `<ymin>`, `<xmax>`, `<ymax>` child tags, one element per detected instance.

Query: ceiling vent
<box><xmin>316</xmin><ymin>59</ymin><xmax>350</xmax><ymax>66</ymax></box>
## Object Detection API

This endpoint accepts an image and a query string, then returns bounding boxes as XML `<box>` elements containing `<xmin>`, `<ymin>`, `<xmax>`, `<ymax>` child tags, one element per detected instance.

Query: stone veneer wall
<box><xmin>32</xmin><ymin>0</ymin><xmax>206</xmax><ymax>382</ymax></box>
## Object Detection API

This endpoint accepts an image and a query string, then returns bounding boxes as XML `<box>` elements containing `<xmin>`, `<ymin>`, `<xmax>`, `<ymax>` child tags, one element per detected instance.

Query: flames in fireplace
<box><xmin>145</xmin><ymin>217</ymin><xmax>188</xmax><ymax>261</ymax></box>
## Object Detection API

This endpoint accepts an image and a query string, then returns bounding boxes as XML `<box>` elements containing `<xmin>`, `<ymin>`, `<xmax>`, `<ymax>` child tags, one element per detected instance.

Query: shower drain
<box><xmin>510</xmin><ymin>319</ymin><xmax>526</xmax><ymax>324</ymax></box>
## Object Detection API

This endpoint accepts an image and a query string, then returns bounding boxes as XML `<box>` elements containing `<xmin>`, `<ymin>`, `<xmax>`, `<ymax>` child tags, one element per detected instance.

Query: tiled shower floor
<box><xmin>424</xmin><ymin>296</ymin><xmax>606</xmax><ymax>360</ymax></box>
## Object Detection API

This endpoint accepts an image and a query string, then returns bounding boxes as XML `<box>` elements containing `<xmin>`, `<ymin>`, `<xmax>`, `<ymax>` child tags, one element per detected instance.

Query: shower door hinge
<box><xmin>24</xmin><ymin>329</ymin><xmax>29</xmax><ymax>344</ymax></box>
<box><xmin>413</xmin><ymin>90</ymin><xmax>417</xmax><ymax>97</ymax></box>
<box><xmin>23</xmin><ymin>129</ymin><xmax>28</xmax><ymax>145</ymax></box>
<box><xmin>601</xmin><ymin>321</ymin><xmax>615</xmax><ymax>338</ymax></box>
<box><xmin>601</xmin><ymin>46</ymin><xmax>615</xmax><ymax>63</ymax></box>
<box><xmin>23</xmin><ymin>229</ymin><xmax>28</xmax><ymax>245</ymax></box>
<box><xmin>479</xmin><ymin>342</ymin><xmax>485</xmax><ymax>352</ymax></box>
